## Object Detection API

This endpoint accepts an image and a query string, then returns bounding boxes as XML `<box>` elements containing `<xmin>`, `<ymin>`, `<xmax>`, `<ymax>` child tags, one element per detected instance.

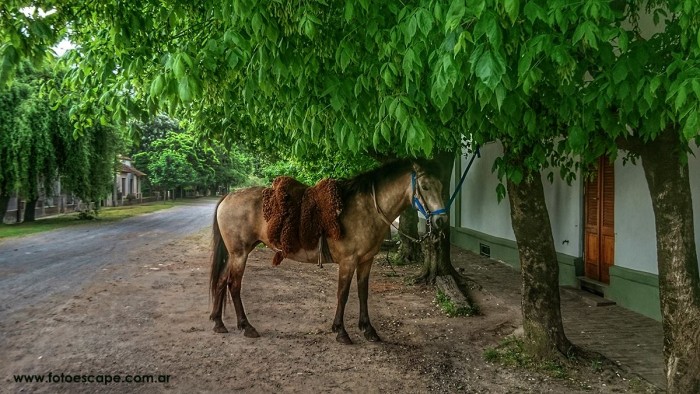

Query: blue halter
<box><xmin>411</xmin><ymin>146</ymin><xmax>480</xmax><ymax>219</ymax></box>
<box><xmin>411</xmin><ymin>172</ymin><xmax>447</xmax><ymax>219</ymax></box>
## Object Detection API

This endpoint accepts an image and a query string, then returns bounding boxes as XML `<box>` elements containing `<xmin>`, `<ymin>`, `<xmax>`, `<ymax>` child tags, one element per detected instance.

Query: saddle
<box><xmin>262</xmin><ymin>176</ymin><xmax>343</xmax><ymax>266</ymax></box>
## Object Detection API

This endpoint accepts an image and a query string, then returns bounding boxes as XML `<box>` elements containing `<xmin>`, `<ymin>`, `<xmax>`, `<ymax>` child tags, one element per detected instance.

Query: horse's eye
<box><xmin>421</xmin><ymin>184</ymin><xmax>429</xmax><ymax>191</ymax></box>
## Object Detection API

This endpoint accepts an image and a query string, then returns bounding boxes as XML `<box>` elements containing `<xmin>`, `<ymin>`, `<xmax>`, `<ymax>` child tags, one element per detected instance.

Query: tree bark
<box><xmin>396</xmin><ymin>207</ymin><xmax>423</xmax><ymax>264</ymax></box>
<box><xmin>112</xmin><ymin>172</ymin><xmax>117</xmax><ymax>207</ymax></box>
<box><xmin>0</xmin><ymin>194</ymin><xmax>9</xmax><ymax>223</ymax></box>
<box><xmin>24</xmin><ymin>197</ymin><xmax>39</xmax><ymax>222</ymax></box>
<box><xmin>416</xmin><ymin>225</ymin><xmax>460</xmax><ymax>283</ymax></box>
<box><xmin>507</xmin><ymin>171</ymin><xmax>572</xmax><ymax>358</ymax></box>
<box><xmin>16</xmin><ymin>197</ymin><xmax>22</xmax><ymax>223</ymax></box>
<box><xmin>631</xmin><ymin>130</ymin><xmax>700</xmax><ymax>394</ymax></box>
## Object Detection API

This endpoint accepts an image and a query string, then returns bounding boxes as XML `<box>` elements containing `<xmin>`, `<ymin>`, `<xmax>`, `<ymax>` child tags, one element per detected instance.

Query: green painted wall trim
<box><xmin>450</xmin><ymin>226</ymin><xmax>579</xmax><ymax>286</ymax></box>
<box><xmin>607</xmin><ymin>266</ymin><xmax>661</xmax><ymax>321</ymax></box>
<box><xmin>610</xmin><ymin>265</ymin><xmax>659</xmax><ymax>286</ymax></box>
<box><xmin>451</xmin><ymin>226</ymin><xmax>520</xmax><ymax>268</ymax></box>
<box><xmin>452</xmin><ymin>226</ymin><xmax>662</xmax><ymax>321</ymax></box>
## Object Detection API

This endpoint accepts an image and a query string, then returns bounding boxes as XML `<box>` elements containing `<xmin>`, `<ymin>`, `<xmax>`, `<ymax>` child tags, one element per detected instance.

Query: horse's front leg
<box><xmin>356</xmin><ymin>260</ymin><xmax>381</xmax><ymax>342</ymax></box>
<box><xmin>332</xmin><ymin>260</ymin><xmax>356</xmax><ymax>344</ymax></box>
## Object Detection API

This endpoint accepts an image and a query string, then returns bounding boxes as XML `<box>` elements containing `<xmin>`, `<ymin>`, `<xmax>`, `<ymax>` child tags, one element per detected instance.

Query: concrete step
<box><xmin>563</xmin><ymin>284</ymin><xmax>616</xmax><ymax>307</ymax></box>
<box><xmin>577</xmin><ymin>276</ymin><xmax>610</xmax><ymax>296</ymax></box>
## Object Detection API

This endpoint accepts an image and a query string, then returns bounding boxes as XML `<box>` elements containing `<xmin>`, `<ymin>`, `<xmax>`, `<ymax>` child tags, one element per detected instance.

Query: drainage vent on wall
<box><xmin>479</xmin><ymin>243</ymin><xmax>491</xmax><ymax>258</ymax></box>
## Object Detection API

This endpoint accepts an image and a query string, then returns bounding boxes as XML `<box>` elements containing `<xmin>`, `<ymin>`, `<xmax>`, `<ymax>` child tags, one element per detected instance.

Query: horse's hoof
<box><xmin>364</xmin><ymin>329</ymin><xmax>381</xmax><ymax>342</ymax></box>
<box><xmin>244</xmin><ymin>326</ymin><xmax>260</xmax><ymax>338</ymax></box>
<box><xmin>336</xmin><ymin>332</ymin><xmax>353</xmax><ymax>345</ymax></box>
<box><xmin>213</xmin><ymin>325</ymin><xmax>229</xmax><ymax>333</ymax></box>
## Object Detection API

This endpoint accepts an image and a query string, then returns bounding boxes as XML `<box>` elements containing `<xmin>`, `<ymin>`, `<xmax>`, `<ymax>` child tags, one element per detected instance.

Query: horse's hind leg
<box><xmin>228</xmin><ymin>250</ymin><xmax>260</xmax><ymax>338</ymax></box>
<box><xmin>356</xmin><ymin>260</ymin><xmax>381</xmax><ymax>342</ymax></box>
<box><xmin>211</xmin><ymin>271</ymin><xmax>230</xmax><ymax>333</ymax></box>
<box><xmin>332</xmin><ymin>260</ymin><xmax>357</xmax><ymax>344</ymax></box>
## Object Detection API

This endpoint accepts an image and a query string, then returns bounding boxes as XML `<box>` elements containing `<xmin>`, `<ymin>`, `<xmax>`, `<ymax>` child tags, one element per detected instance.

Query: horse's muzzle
<box><xmin>432</xmin><ymin>214</ymin><xmax>448</xmax><ymax>229</ymax></box>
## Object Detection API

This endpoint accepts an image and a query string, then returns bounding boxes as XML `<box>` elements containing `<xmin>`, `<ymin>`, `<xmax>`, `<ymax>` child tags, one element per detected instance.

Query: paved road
<box><xmin>0</xmin><ymin>199</ymin><xmax>217</xmax><ymax>324</ymax></box>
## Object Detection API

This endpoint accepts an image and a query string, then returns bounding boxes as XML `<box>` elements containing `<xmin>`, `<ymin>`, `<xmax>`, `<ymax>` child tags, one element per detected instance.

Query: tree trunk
<box><xmin>112</xmin><ymin>172</ymin><xmax>117</xmax><ymax>207</ymax></box>
<box><xmin>0</xmin><ymin>194</ymin><xmax>9</xmax><ymax>223</ymax></box>
<box><xmin>507</xmin><ymin>171</ymin><xmax>572</xmax><ymax>358</ymax></box>
<box><xmin>396</xmin><ymin>207</ymin><xmax>423</xmax><ymax>264</ymax></box>
<box><xmin>417</xmin><ymin>226</ymin><xmax>459</xmax><ymax>282</ymax></box>
<box><xmin>24</xmin><ymin>197</ymin><xmax>39</xmax><ymax>222</ymax></box>
<box><xmin>634</xmin><ymin>130</ymin><xmax>700</xmax><ymax>394</ymax></box>
<box><xmin>16</xmin><ymin>197</ymin><xmax>22</xmax><ymax>223</ymax></box>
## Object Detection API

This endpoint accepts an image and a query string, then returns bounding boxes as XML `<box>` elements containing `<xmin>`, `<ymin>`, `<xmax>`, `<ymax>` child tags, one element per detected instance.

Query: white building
<box><xmin>449</xmin><ymin>142</ymin><xmax>700</xmax><ymax>321</ymax></box>
<box><xmin>108</xmin><ymin>156</ymin><xmax>146</xmax><ymax>206</ymax></box>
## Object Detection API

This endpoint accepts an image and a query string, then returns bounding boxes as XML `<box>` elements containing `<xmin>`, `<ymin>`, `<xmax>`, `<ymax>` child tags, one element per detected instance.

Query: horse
<box><xmin>209</xmin><ymin>159</ymin><xmax>448</xmax><ymax>344</ymax></box>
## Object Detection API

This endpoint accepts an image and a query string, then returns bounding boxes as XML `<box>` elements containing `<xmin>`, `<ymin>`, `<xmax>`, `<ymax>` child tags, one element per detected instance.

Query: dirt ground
<box><xmin>1</xmin><ymin>228</ymin><xmax>654</xmax><ymax>393</ymax></box>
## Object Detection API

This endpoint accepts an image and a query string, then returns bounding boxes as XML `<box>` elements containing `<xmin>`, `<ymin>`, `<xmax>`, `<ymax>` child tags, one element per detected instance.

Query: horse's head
<box><xmin>411</xmin><ymin>161</ymin><xmax>448</xmax><ymax>231</ymax></box>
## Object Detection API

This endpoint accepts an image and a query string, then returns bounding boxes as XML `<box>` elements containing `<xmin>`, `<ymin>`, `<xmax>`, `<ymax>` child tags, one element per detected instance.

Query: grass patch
<box><xmin>484</xmin><ymin>338</ymin><xmax>659</xmax><ymax>392</ymax></box>
<box><xmin>386</xmin><ymin>251</ymin><xmax>408</xmax><ymax>266</ymax></box>
<box><xmin>483</xmin><ymin>337</ymin><xmax>569</xmax><ymax>379</ymax></box>
<box><xmin>0</xmin><ymin>201</ymin><xmax>184</xmax><ymax>240</ymax></box>
<box><xmin>384</xmin><ymin>245</ymin><xmax>424</xmax><ymax>267</ymax></box>
<box><xmin>435</xmin><ymin>289</ymin><xmax>479</xmax><ymax>317</ymax></box>
<box><xmin>94</xmin><ymin>201</ymin><xmax>182</xmax><ymax>221</ymax></box>
<box><xmin>628</xmin><ymin>377</ymin><xmax>656</xmax><ymax>392</ymax></box>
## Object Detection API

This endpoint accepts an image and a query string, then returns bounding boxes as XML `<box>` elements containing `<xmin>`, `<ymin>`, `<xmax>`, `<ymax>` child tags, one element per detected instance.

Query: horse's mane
<box><xmin>339</xmin><ymin>158</ymin><xmax>442</xmax><ymax>201</ymax></box>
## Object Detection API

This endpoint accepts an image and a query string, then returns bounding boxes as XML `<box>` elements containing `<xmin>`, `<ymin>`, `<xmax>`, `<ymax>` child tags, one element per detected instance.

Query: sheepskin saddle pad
<box><xmin>262</xmin><ymin>176</ymin><xmax>343</xmax><ymax>266</ymax></box>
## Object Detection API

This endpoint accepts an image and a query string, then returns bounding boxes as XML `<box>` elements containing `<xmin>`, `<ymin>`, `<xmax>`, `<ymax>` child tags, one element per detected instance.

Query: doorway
<box><xmin>584</xmin><ymin>157</ymin><xmax>615</xmax><ymax>283</ymax></box>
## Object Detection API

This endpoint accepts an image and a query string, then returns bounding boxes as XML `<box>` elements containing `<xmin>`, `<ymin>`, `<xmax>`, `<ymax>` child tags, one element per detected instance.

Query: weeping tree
<box><xmin>0</xmin><ymin>61</ymin><xmax>122</xmax><ymax>221</ymax></box>
<box><xmin>55</xmin><ymin>122</ymin><xmax>123</xmax><ymax>208</ymax></box>
<box><xmin>44</xmin><ymin>67</ymin><xmax>123</xmax><ymax>214</ymax></box>
<box><xmin>14</xmin><ymin>93</ymin><xmax>56</xmax><ymax>221</ymax></box>
<box><xmin>0</xmin><ymin>70</ymin><xmax>30</xmax><ymax>218</ymax></box>
<box><xmin>0</xmin><ymin>63</ymin><xmax>59</xmax><ymax>221</ymax></box>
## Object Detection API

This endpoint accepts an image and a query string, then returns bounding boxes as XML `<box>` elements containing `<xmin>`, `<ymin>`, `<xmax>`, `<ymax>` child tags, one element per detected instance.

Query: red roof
<box><xmin>121</xmin><ymin>163</ymin><xmax>146</xmax><ymax>176</ymax></box>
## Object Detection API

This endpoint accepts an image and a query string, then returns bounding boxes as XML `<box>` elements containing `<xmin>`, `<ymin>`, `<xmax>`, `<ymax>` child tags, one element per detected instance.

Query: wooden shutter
<box><xmin>600</xmin><ymin>159</ymin><xmax>615</xmax><ymax>283</ymax></box>
<box><xmin>584</xmin><ymin>169</ymin><xmax>601</xmax><ymax>281</ymax></box>
<box><xmin>584</xmin><ymin>157</ymin><xmax>615</xmax><ymax>283</ymax></box>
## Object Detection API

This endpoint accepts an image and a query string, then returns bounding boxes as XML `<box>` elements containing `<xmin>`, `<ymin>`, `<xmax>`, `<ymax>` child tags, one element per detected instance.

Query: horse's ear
<box><xmin>412</xmin><ymin>162</ymin><xmax>428</xmax><ymax>177</ymax></box>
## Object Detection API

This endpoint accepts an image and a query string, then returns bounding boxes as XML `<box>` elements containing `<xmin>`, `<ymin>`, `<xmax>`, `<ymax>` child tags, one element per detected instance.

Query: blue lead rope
<box><xmin>412</xmin><ymin>146</ymin><xmax>480</xmax><ymax>218</ymax></box>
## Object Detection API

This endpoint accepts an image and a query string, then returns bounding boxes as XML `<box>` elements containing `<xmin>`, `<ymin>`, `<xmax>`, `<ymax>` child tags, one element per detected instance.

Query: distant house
<box><xmin>108</xmin><ymin>156</ymin><xmax>146</xmax><ymax>206</ymax></box>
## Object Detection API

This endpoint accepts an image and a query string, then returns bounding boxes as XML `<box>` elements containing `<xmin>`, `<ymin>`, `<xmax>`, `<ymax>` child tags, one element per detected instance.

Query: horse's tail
<box><xmin>210</xmin><ymin>194</ymin><xmax>230</xmax><ymax>318</ymax></box>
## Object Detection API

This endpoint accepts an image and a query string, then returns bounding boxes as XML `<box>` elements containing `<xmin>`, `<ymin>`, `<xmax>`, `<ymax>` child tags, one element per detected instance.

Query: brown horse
<box><xmin>209</xmin><ymin>159</ymin><xmax>447</xmax><ymax>344</ymax></box>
